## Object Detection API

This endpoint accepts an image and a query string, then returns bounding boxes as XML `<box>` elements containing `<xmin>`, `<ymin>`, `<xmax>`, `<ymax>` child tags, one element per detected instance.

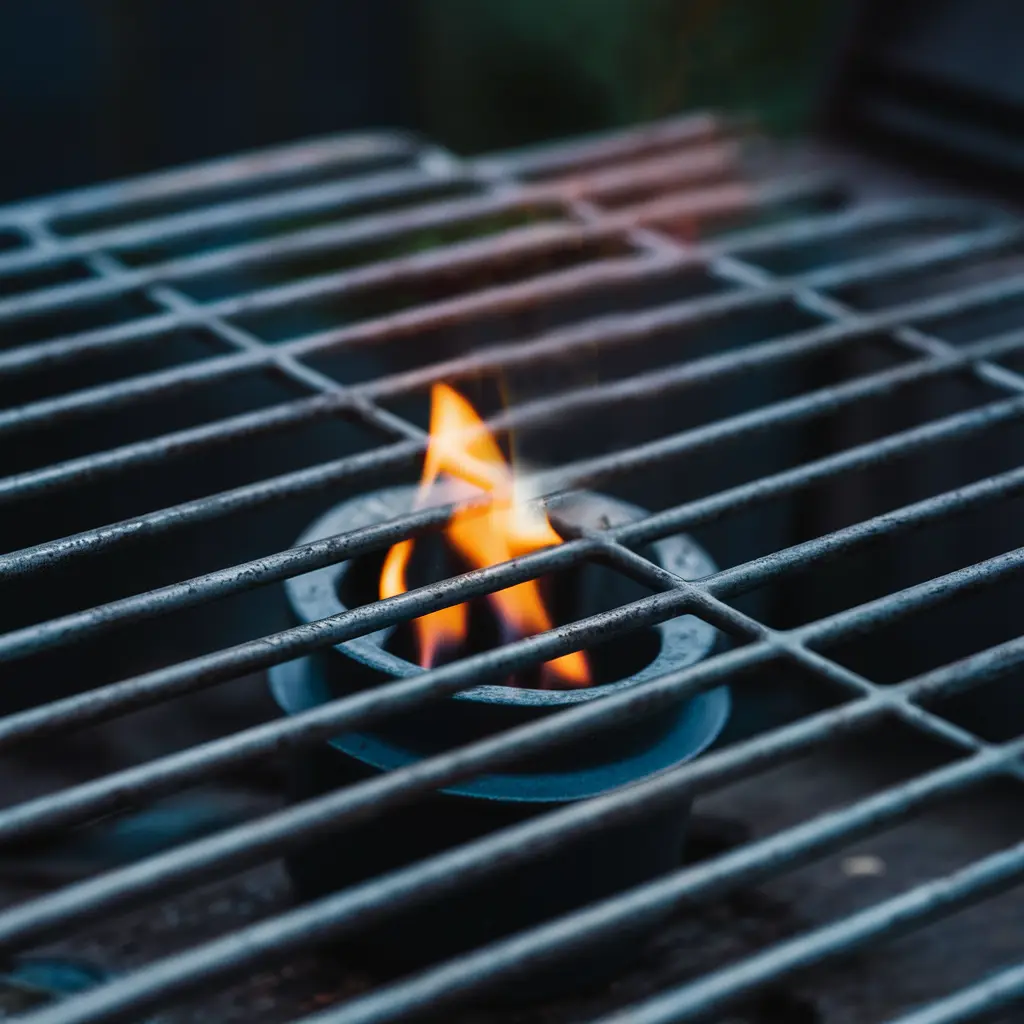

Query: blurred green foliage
<box><xmin>418</xmin><ymin>0</ymin><xmax>839</xmax><ymax>154</ymax></box>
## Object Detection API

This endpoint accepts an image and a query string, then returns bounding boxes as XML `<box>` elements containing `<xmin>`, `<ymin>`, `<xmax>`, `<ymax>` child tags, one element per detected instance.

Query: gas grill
<box><xmin>4</xmin><ymin>26</ymin><xmax>1024</xmax><ymax>1022</ymax></box>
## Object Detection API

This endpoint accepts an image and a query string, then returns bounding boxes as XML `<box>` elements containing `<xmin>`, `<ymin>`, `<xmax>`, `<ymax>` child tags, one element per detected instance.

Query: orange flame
<box><xmin>379</xmin><ymin>382</ymin><xmax>589</xmax><ymax>687</ymax></box>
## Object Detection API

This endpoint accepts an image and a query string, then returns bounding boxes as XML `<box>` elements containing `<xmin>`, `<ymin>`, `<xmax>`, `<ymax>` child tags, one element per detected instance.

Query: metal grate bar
<box><xmin>3</xmin><ymin>404</ymin><xmax>1023</xmax><ymax>763</ymax></box>
<box><xmin>6</xmin><ymin>161</ymin><xmax>465</xmax><ymax>268</ymax></box>
<box><xmin>0</xmin><ymin>142</ymin><xmax>744</xmax><ymax>325</ymax></box>
<box><xmin>728</xmin><ymin>244</ymin><xmax>1024</xmax><ymax>400</ymax></box>
<box><xmin>0</xmin><ymin>191</ymin><xmax>1001</xmax><ymax>385</ymax></box>
<box><xmin>5</xmin><ymin>295</ymin><xmax>1024</xmax><ymax>586</ymax></box>
<box><xmin>580</xmin><ymin>540</ymin><xmax>995</xmax><ymax>757</ymax></box>
<box><xmin>4</xmin><ymin>250</ymin><xmax>1011</xmax><ymax>506</ymax></box>
<box><xmin>8</xmin><ymin>636</ymin><xmax>1022</xmax><ymax>1024</ymax></box>
<box><xmin>471</xmin><ymin>112</ymin><xmax>726</xmax><ymax>180</ymax></box>
<box><xmin>0</xmin><ymin>380</ymin><xmax>1016</xmax><ymax>684</ymax></box>
<box><xmin>0</xmin><ymin>250</ymin><xmax>661</xmax><ymax>416</ymax></box>
<box><xmin>0</xmin><ymin>216</ymin><xmax>1014</xmax><ymax>495</ymax></box>
<box><xmin>0</xmin><ymin>530</ymin><xmax>1018</xmax><ymax>973</ymax></box>
<box><xmin>22</xmin><ymin>132</ymin><xmax>419</xmax><ymax>224</ymax></box>
<box><xmin>0</xmin><ymin>449</ymin><xmax>1015</xmax><ymax>855</ymax></box>
<box><xmin>589</xmin><ymin>844</ymin><xmax>1024</xmax><ymax>1024</ymax></box>
<box><xmin>2</xmin><ymin>113</ymin><xmax>1024</xmax><ymax>1022</ymax></box>
<box><xmin>0</xmin><ymin>186</ymin><xmax>1010</xmax><ymax>389</ymax></box>
<box><xmin>294</xmin><ymin>732</ymin><xmax>1024</xmax><ymax>1024</ymax></box>
<box><xmin>76</xmin><ymin>248</ymin><xmax>427</xmax><ymax>447</ymax></box>
<box><xmin>882</xmin><ymin>962</ymin><xmax>1024</xmax><ymax>1024</ymax></box>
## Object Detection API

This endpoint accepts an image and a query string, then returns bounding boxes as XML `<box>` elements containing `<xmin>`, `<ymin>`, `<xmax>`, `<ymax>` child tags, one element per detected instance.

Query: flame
<box><xmin>379</xmin><ymin>382</ymin><xmax>589</xmax><ymax>687</ymax></box>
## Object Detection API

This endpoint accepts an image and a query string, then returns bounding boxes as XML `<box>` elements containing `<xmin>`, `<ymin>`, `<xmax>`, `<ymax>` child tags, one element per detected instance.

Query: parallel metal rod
<box><xmin>0</xmin><ymin>436</ymin><xmax>425</xmax><ymax>578</ymax></box>
<box><xmin>728</xmin><ymin>226</ymin><xmax>1024</xmax><ymax>414</ymax></box>
<box><xmin>523</xmin><ymin>140</ymin><xmax>739</xmax><ymax>202</ymax></box>
<box><xmin>0</xmin><ymin>272</ymin><xmax>828</xmax><ymax>491</ymax></box>
<box><xmin>501</xmin><ymin>321</ymin><xmax>1024</xmax><ymax>455</ymax></box>
<box><xmin>0</xmin><ymin>343</ymin><xmax>264</xmax><ymax>434</ymax></box>
<box><xmin>0</xmin><ymin>173</ymin><xmax>1011</xmax><ymax>405</ymax></box>
<box><xmin>0</xmin><ymin>177</ymin><xmax>767</xmax><ymax>398</ymax></box>
<box><xmin>0</xmin><ymin>208</ymin><xmax>1014</xmax><ymax>473</ymax></box>
<box><xmin>0</xmin><ymin>175</ymin><xmax>807</xmax><ymax>359</ymax></box>
<box><xmin>472</xmin><ymin>111</ymin><xmax>723</xmax><ymax>180</ymax></box>
<box><xmin>602</xmin><ymin>176</ymin><xmax>821</xmax><ymax>234</ymax></box>
<box><xmin>895</xmin><ymin>630</ymin><xmax>1024</xmax><ymax>705</ymax></box>
<box><xmin>0</xmin><ymin>597</ymin><xmax>753</xmax><ymax>949</ymax></box>
<box><xmin>0</xmin><ymin>255</ymin><xmax>681</xmax><ymax>389</ymax></box>
<box><xmin>59</xmin><ymin>116</ymin><xmax>705</xmax><ymax>266</ymax></box>
<box><xmin>529</xmin><ymin>329</ymin><xmax>1024</xmax><ymax>498</ymax></box>
<box><xmin>75</xmin><ymin>240</ymin><xmax>430</xmax><ymax>451</ymax></box>
<box><xmin>3</xmin><ymin>112</ymin><xmax>718</xmax><ymax>260</ymax></box>
<box><xmin>1</xmin><ymin>131</ymin><xmax>418</xmax><ymax>229</ymax></box>
<box><xmin>0</xmin><ymin>539</ymin><xmax>1020</xmax><ymax>968</ymax></box>
<box><xmin>716</xmin><ymin>198</ymin><xmax>1004</xmax><ymax>256</ymax></box>
<box><xmin>364</xmin><ymin>230</ymin><xmax>1020</xmax><ymax>402</ymax></box>
<box><xmin>2</xmin><ymin>389</ymin><xmax>1023</xmax><ymax>750</ymax></box>
<box><xmin>0</xmin><ymin>163</ymin><xmax>450</xmax><ymax>294</ymax></box>
<box><xmin>11</xmin><ymin>163</ymin><xmax>468</xmax><ymax>269</ymax></box>
<box><xmin>798</xmin><ymin>542</ymin><xmax>1024</xmax><ymax>648</ymax></box>
<box><xmin>0</xmin><ymin>143</ymin><xmax>742</xmax><ymax>326</ymax></box>
<box><xmin>882</xmin><ymin>961</ymin><xmax>1024</xmax><ymax>1024</ymax></box>
<box><xmin>8</xmin><ymin>640</ymin><xmax>1014</xmax><ymax>1024</ymax></box>
<box><xmin>0</xmin><ymin>442</ymin><xmax>1017</xmax><ymax>845</ymax></box>
<box><xmin>805</xmin><ymin>537</ymin><xmax>1024</xmax><ymax>678</ymax></box>
<box><xmin>773</xmin><ymin>223</ymin><xmax>1021</xmax><ymax>296</ymax></box>
<box><xmin>1</xmin><ymin>377</ymin><xmax>1019</xmax><ymax>671</ymax></box>
<box><xmin>0</xmin><ymin>249</ymin><xmax>660</xmax><ymax>430</ymax></box>
<box><xmin>607</xmin><ymin>390</ymin><xmax>1024</xmax><ymax>548</ymax></box>
<box><xmin>0</xmin><ymin>376</ymin><xmax>1020</xmax><ymax>751</ymax></box>
<box><xmin>5</xmin><ymin>285</ymin><xmax>1024</xmax><ymax>583</ymax></box>
<box><xmin>601</xmin><ymin>537</ymin><xmax>1002</xmax><ymax>759</ymax></box>
<box><xmin>0</xmin><ymin>391</ymin><xmax>348</xmax><ymax>507</ymax></box>
<box><xmin>5</xmin><ymin>241</ymin><xmax>1019</xmax><ymax>514</ymax></box>
<box><xmin>0</xmin><ymin>556</ymin><xmax>681</xmax><ymax>766</ymax></box>
<box><xmin>0</xmin><ymin>193</ymin><xmax>1008</xmax><ymax>389</ymax></box>
<box><xmin>708</xmin><ymin>459</ymin><xmax>1024</xmax><ymax>597</ymax></box>
<box><xmin>0</xmin><ymin>197</ymin><xmax>566</xmax><ymax>322</ymax></box>
<box><xmin>298</xmin><ymin>732</ymin><xmax>1024</xmax><ymax>1024</ymax></box>
<box><xmin>591</xmin><ymin>842</ymin><xmax>1024</xmax><ymax>1024</ymax></box>
<box><xmin>0</xmin><ymin>496</ymin><xmax>513</xmax><ymax>663</ymax></box>
<box><xmin>0</xmin><ymin>190</ymin><xmax>559</xmax><ymax>374</ymax></box>
<box><xmin>157</xmin><ymin>216</ymin><xmax>636</xmax><ymax>326</ymax></box>
<box><xmin>607</xmin><ymin>534</ymin><xmax>998</xmax><ymax>768</ymax></box>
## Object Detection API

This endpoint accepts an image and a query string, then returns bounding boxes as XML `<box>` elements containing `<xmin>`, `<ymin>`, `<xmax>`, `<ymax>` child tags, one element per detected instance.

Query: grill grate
<box><xmin>1</xmin><ymin>112</ymin><xmax>1024</xmax><ymax>1023</ymax></box>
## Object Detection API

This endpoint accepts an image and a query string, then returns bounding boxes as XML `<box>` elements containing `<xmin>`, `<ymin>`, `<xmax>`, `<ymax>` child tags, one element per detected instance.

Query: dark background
<box><xmin>5</xmin><ymin>1</ymin><xmax>1024</xmax><ymax>208</ymax></box>
<box><xmin>0</xmin><ymin>0</ymin><xmax>837</xmax><ymax>206</ymax></box>
<box><xmin>5</xmin><ymin>0</ymin><xmax>1024</xmax><ymax>206</ymax></box>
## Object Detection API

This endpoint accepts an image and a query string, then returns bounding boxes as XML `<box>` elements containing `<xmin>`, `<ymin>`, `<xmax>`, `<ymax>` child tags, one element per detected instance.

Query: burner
<box><xmin>270</xmin><ymin>487</ymin><xmax>728</xmax><ymax>988</ymax></box>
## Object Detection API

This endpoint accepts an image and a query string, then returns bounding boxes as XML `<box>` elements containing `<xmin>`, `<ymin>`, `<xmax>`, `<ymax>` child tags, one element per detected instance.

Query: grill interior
<box><xmin>2</xmin><ymin>112</ymin><xmax>1024</xmax><ymax>1023</ymax></box>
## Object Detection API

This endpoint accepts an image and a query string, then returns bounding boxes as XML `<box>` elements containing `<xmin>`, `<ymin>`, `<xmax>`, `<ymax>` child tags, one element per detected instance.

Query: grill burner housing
<box><xmin>281</xmin><ymin>486</ymin><xmax>719</xmax><ymax>705</ymax></box>
<box><xmin>2</xmin><ymin>92</ymin><xmax>1024</xmax><ymax>1023</ymax></box>
<box><xmin>271</xmin><ymin>489</ymin><xmax>726</xmax><ymax>983</ymax></box>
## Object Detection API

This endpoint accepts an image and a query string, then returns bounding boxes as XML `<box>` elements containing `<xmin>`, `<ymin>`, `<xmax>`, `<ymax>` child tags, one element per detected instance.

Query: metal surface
<box><xmin>0</xmin><ymin>112</ymin><xmax>1023</xmax><ymax>1022</ymax></box>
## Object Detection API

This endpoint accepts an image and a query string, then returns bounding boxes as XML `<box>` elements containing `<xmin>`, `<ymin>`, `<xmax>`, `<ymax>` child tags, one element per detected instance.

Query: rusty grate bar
<box><xmin>1</xmin><ymin>112</ymin><xmax>1023</xmax><ymax>1023</ymax></box>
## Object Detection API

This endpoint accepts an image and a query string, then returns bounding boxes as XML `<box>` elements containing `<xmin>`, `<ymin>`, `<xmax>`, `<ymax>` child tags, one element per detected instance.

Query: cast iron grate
<box><xmin>1</xmin><ymin>113</ymin><xmax>1024</xmax><ymax>1022</ymax></box>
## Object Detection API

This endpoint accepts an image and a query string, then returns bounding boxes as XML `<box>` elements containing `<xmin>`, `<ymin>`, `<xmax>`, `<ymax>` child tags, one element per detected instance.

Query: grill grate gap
<box><xmin>0</xmin><ymin>259</ymin><xmax>95</xmax><ymax>300</ymax></box>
